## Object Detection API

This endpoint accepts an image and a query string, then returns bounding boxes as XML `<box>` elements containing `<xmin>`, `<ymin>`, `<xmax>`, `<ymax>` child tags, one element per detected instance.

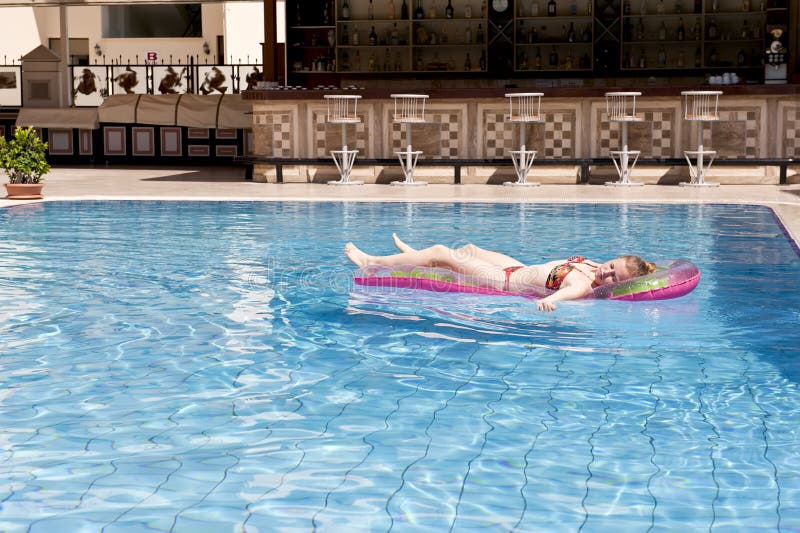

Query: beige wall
<box><xmin>0</xmin><ymin>3</ymin><xmax>269</xmax><ymax>65</ymax></box>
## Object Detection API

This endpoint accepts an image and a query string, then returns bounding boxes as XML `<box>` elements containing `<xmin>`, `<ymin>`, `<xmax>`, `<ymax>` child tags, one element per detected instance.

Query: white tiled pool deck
<box><xmin>3</xmin><ymin>166</ymin><xmax>800</xmax><ymax>247</ymax></box>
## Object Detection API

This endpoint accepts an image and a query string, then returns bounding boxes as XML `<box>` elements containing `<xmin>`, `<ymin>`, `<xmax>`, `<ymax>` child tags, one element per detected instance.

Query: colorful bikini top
<box><xmin>545</xmin><ymin>255</ymin><xmax>589</xmax><ymax>290</ymax></box>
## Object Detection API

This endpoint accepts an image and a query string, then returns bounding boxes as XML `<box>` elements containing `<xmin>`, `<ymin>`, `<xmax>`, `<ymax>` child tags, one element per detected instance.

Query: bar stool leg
<box><xmin>681</xmin><ymin>121</ymin><xmax>719</xmax><ymax>187</ymax></box>
<box><xmin>392</xmin><ymin>124</ymin><xmax>427</xmax><ymax>186</ymax></box>
<box><xmin>328</xmin><ymin>123</ymin><xmax>363</xmax><ymax>186</ymax></box>
<box><xmin>505</xmin><ymin>123</ymin><xmax>540</xmax><ymax>187</ymax></box>
<box><xmin>606</xmin><ymin>122</ymin><xmax>643</xmax><ymax>187</ymax></box>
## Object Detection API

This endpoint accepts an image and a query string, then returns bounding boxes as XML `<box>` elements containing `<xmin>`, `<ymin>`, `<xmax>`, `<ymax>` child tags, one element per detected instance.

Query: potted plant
<box><xmin>0</xmin><ymin>126</ymin><xmax>50</xmax><ymax>200</ymax></box>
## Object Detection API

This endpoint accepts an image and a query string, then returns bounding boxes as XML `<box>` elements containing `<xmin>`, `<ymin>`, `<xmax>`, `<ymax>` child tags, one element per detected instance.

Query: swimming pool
<box><xmin>1</xmin><ymin>201</ymin><xmax>798</xmax><ymax>532</ymax></box>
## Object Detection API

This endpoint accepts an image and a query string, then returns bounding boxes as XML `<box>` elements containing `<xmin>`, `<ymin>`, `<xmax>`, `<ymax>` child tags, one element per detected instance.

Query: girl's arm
<box><xmin>536</xmin><ymin>280</ymin><xmax>592</xmax><ymax>312</ymax></box>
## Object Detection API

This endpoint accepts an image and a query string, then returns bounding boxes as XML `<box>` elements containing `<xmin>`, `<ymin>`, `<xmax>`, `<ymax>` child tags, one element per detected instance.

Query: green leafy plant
<box><xmin>0</xmin><ymin>126</ymin><xmax>50</xmax><ymax>184</ymax></box>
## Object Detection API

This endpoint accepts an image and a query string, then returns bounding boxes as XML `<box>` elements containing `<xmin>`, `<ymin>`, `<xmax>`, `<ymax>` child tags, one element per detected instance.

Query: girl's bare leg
<box><xmin>392</xmin><ymin>235</ymin><xmax>523</xmax><ymax>268</ymax></box>
<box><xmin>392</xmin><ymin>233</ymin><xmax>415</xmax><ymax>253</ymax></box>
<box><xmin>345</xmin><ymin>242</ymin><xmax>505</xmax><ymax>284</ymax></box>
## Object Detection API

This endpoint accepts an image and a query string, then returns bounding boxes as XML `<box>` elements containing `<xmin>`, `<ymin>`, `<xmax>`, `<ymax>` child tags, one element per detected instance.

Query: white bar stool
<box><xmin>390</xmin><ymin>94</ymin><xmax>428</xmax><ymax>186</ymax></box>
<box><xmin>324</xmin><ymin>94</ymin><xmax>363</xmax><ymax>186</ymax></box>
<box><xmin>681</xmin><ymin>90</ymin><xmax>723</xmax><ymax>187</ymax></box>
<box><xmin>605</xmin><ymin>91</ymin><xmax>644</xmax><ymax>187</ymax></box>
<box><xmin>504</xmin><ymin>92</ymin><xmax>544</xmax><ymax>187</ymax></box>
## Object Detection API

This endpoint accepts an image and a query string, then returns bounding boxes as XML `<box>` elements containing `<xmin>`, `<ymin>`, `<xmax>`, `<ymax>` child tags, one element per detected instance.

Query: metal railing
<box><xmin>71</xmin><ymin>59</ymin><xmax>265</xmax><ymax>106</ymax></box>
<box><xmin>0</xmin><ymin>63</ymin><xmax>22</xmax><ymax>106</ymax></box>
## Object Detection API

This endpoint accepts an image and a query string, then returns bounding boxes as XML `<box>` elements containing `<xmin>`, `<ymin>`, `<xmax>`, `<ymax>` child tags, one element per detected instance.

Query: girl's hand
<box><xmin>537</xmin><ymin>300</ymin><xmax>556</xmax><ymax>312</ymax></box>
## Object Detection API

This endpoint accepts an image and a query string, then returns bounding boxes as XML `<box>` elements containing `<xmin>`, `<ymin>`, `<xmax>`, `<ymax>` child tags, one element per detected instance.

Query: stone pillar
<box><xmin>59</xmin><ymin>5</ymin><xmax>72</xmax><ymax>107</ymax></box>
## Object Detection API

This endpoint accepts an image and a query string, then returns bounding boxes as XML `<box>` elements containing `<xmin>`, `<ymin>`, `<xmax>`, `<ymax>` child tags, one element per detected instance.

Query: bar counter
<box><xmin>243</xmin><ymin>84</ymin><xmax>800</xmax><ymax>184</ymax></box>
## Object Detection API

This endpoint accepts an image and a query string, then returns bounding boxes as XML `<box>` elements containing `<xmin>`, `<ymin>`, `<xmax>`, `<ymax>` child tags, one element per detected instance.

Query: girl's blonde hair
<box><xmin>624</xmin><ymin>255</ymin><xmax>658</xmax><ymax>277</ymax></box>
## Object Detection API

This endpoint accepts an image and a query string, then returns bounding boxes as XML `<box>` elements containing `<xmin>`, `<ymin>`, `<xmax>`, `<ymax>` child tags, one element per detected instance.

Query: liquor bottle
<box><xmin>658</xmin><ymin>21</ymin><xmax>666</xmax><ymax>40</ymax></box>
<box><xmin>737</xmin><ymin>48</ymin><xmax>746</xmax><ymax>66</ymax></box>
<box><xmin>415</xmin><ymin>0</ymin><xmax>425</xmax><ymax>18</ymax></box>
<box><xmin>677</xmin><ymin>50</ymin><xmax>685</xmax><ymax>66</ymax></box>
<box><xmin>709</xmin><ymin>47</ymin><xmax>717</xmax><ymax>66</ymax></box>
<box><xmin>391</xmin><ymin>22</ymin><xmax>400</xmax><ymax>44</ymax></box>
<box><xmin>465</xmin><ymin>4</ymin><xmax>472</xmax><ymax>16</ymax></box>
<box><xmin>564</xmin><ymin>49</ymin><xmax>573</xmax><ymax>69</ymax></box>
<box><xmin>582</xmin><ymin>23</ymin><xmax>591</xmax><ymax>42</ymax></box>
<box><xmin>531</xmin><ymin>0</ymin><xmax>540</xmax><ymax>15</ymax></box>
<box><xmin>479</xmin><ymin>50</ymin><xmax>486</xmax><ymax>70</ymax></box>
<box><xmin>355</xmin><ymin>50</ymin><xmax>362</xmax><ymax>69</ymax></box>
<box><xmin>369</xmin><ymin>0</ymin><xmax>375</xmax><ymax>19</ymax></box>
<box><xmin>635</xmin><ymin>18</ymin><xmax>644</xmax><ymax>40</ymax></box>
<box><xmin>401</xmin><ymin>0</ymin><xmax>409</xmax><ymax>17</ymax></box>
<box><xmin>549</xmin><ymin>45</ymin><xmax>559</xmax><ymax>65</ymax></box>
<box><xmin>623</xmin><ymin>0</ymin><xmax>631</xmax><ymax>15</ymax></box>
<box><xmin>519</xmin><ymin>52</ymin><xmax>529</xmax><ymax>69</ymax></box>
<box><xmin>341</xmin><ymin>0</ymin><xmax>351</xmax><ymax>20</ymax></box>
<box><xmin>476</xmin><ymin>23</ymin><xmax>484</xmax><ymax>42</ymax></box>
<box><xmin>675</xmin><ymin>0</ymin><xmax>683</xmax><ymax>13</ymax></box>
<box><xmin>638</xmin><ymin>48</ymin><xmax>646</xmax><ymax>68</ymax></box>
<box><xmin>711</xmin><ymin>0</ymin><xmax>719</xmax><ymax>11</ymax></box>
<box><xmin>464</xmin><ymin>52</ymin><xmax>472</xmax><ymax>70</ymax></box>
<box><xmin>639</xmin><ymin>0</ymin><xmax>646</xmax><ymax>15</ymax></box>
<box><xmin>706</xmin><ymin>18</ymin><xmax>718</xmax><ymax>39</ymax></box>
<box><xmin>656</xmin><ymin>0</ymin><xmax>665</xmax><ymax>13</ymax></box>
<box><xmin>677</xmin><ymin>18</ymin><xmax>685</xmax><ymax>40</ymax></box>
<box><xmin>369</xmin><ymin>26</ymin><xmax>378</xmax><ymax>44</ymax></box>
<box><xmin>352</xmin><ymin>27</ymin><xmax>360</xmax><ymax>45</ymax></box>
<box><xmin>740</xmin><ymin>20</ymin><xmax>749</xmax><ymax>39</ymax></box>
<box><xmin>657</xmin><ymin>47</ymin><xmax>666</xmax><ymax>66</ymax></box>
<box><xmin>567</xmin><ymin>22</ymin><xmax>576</xmax><ymax>42</ymax></box>
<box><xmin>383</xmin><ymin>48</ymin><xmax>390</xmax><ymax>70</ymax></box>
<box><xmin>323</xmin><ymin>2</ymin><xmax>330</xmax><ymax>24</ymax></box>
<box><xmin>530</xmin><ymin>24</ymin><xmax>539</xmax><ymax>43</ymax></box>
<box><xmin>465</xmin><ymin>25</ymin><xmax>473</xmax><ymax>43</ymax></box>
<box><xmin>693</xmin><ymin>18</ymin><xmax>701</xmax><ymax>40</ymax></box>
<box><xmin>446</xmin><ymin>0</ymin><xmax>454</xmax><ymax>17</ymax></box>
<box><xmin>534</xmin><ymin>47</ymin><xmax>543</xmax><ymax>68</ymax></box>
<box><xmin>579</xmin><ymin>52</ymin><xmax>590</xmax><ymax>68</ymax></box>
<box><xmin>742</xmin><ymin>0</ymin><xmax>750</xmax><ymax>11</ymax></box>
<box><xmin>342</xmin><ymin>24</ymin><xmax>350</xmax><ymax>44</ymax></box>
<box><xmin>388</xmin><ymin>0</ymin><xmax>396</xmax><ymax>18</ymax></box>
<box><xmin>570</xmin><ymin>0</ymin><xmax>577</xmax><ymax>15</ymax></box>
<box><xmin>548</xmin><ymin>0</ymin><xmax>557</xmax><ymax>16</ymax></box>
<box><xmin>694</xmin><ymin>46</ymin><xmax>701</xmax><ymax>67</ymax></box>
<box><xmin>441</xmin><ymin>27</ymin><xmax>449</xmax><ymax>42</ymax></box>
<box><xmin>693</xmin><ymin>0</ymin><xmax>701</xmax><ymax>13</ymax></box>
<box><xmin>586</xmin><ymin>0</ymin><xmax>592</xmax><ymax>15</ymax></box>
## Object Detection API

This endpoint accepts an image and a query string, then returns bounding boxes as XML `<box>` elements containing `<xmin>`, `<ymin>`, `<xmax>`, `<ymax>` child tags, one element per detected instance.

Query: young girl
<box><xmin>345</xmin><ymin>234</ymin><xmax>656</xmax><ymax>311</ymax></box>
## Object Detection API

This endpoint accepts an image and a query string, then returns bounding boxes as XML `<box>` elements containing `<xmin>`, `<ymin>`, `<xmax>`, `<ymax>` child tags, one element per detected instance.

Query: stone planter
<box><xmin>4</xmin><ymin>183</ymin><xmax>44</xmax><ymax>200</ymax></box>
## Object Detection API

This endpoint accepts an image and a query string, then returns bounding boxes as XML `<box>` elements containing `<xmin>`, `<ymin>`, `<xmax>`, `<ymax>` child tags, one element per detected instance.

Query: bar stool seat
<box><xmin>504</xmin><ymin>92</ymin><xmax>544</xmax><ymax>187</ymax></box>
<box><xmin>605</xmin><ymin>91</ymin><xmax>644</xmax><ymax>187</ymax></box>
<box><xmin>325</xmin><ymin>94</ymin><xmax>363</xmax><ymax>186</ymax></box>
<box><xmin>681</xmin><ymin>90</ymin><xmax>723</xmax><ymax>187</ymax></box>
<box><xmin>390</xmin><ymin>94</ymin><xmax>428</xmax><ymax>186</ymax></box>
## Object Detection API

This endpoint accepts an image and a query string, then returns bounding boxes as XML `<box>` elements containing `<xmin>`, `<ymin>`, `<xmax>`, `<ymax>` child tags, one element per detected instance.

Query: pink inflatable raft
<box><xmin>353</xmin><ymin>259</ymin><xmax>700</xmax><ymax>301</ymax></box>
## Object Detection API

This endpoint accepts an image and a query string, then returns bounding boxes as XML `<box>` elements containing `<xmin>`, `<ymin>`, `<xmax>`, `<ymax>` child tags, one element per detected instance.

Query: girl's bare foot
<box><xmin>392</xmin><ymin>233</ymin><xmax>416</xmax><ymax>253</ymax></box>
<box><xmin>345</xmin><ymin>242</ymin><xmax>372</xmax><ymax>268</ymax></box>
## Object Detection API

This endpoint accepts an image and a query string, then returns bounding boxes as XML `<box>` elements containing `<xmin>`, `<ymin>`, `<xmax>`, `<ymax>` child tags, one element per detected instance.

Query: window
<box><xmin>102</xmin><ymin>4</ymin><xmax>202</xmax><ymax>38</ymax></box>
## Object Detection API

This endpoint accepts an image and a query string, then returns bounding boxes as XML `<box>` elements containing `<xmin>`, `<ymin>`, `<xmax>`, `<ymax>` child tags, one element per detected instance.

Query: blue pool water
<box><xmin>1</xmin><ymin>201</ymin><xmax>799</xmax><ymax>532</ymax></box>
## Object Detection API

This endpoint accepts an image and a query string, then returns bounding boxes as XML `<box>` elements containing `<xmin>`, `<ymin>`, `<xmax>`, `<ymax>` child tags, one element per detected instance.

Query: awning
<box><xmin>217</xmin><ymin>94</ymin><xmax>254</xmax><ymax>129</ymax></box>
<box><xmin>97</xmin><ymin>93</ymin><xmax>139</xmax><ymax>123</ymax></box>
<box><xmin>96</xmin><ymin>93</ymin><xmax>252</xmax><ymax>129</ymax></box>
<box><xmin>136</xmin><ymin>93</ymin><xmax>181</xmax><ymax>125</ymax></box>
<box><xmin>16</xmin><ymin>107</ymin><xmax>99</xmax><ymax>129</ymax></box>
<box><xmin>175</xmin><ymin>93</ymin><xmax>222</xmax><ymax>129</ymax></box>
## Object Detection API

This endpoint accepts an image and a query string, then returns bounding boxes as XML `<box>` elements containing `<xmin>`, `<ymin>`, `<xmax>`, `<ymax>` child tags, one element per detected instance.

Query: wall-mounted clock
<box><xmin>491</xmin><ymin>0</ymin><xmax>509</xmax><ymax>12</ymax></box>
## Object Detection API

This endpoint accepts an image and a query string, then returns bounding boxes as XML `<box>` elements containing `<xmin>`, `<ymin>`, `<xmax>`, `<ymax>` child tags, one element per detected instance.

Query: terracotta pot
<box><xmin>4</xmin><ymin>183</ymin><xmax>44</xmax><ymax>200</ymax></box>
